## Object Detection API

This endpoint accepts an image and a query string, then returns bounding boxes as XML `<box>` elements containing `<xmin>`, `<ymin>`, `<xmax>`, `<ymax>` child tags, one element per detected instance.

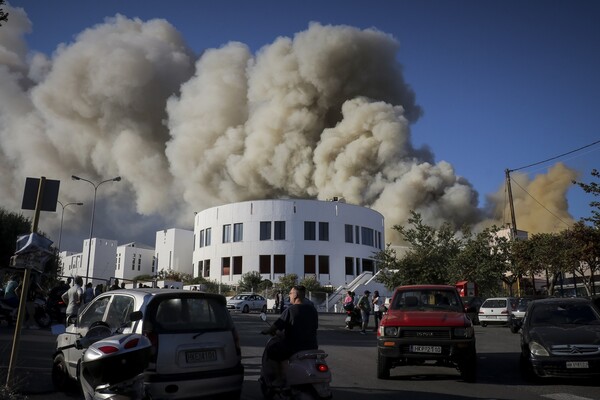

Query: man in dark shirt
<box><xmin>262</xmin><ymin>285</ymin><xmax>318</xmax><ymax>361</ymax></box>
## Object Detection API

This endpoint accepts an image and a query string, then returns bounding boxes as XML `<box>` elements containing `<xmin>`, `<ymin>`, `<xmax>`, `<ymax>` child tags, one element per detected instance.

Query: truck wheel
<box><xmin>459</xmin><ymin>349</ymin><xmax>477</xmax><ymax>382</ymax></box>
<box><xmin>377</xmin><ymin>353</ymin><xmax>391</xmax><ymax>379</ymax></box>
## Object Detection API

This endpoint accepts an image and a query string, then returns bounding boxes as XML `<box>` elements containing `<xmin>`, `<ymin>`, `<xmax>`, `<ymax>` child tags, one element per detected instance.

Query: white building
<box><xmin>115</xmin><ymin>242</ymin><xmax>156</xmax><ymax>283</ymax></box>
<box><xmin>60</xmin><ymin>238</ymin><xmax>118</xmax><ymax>285</ymax></box>
<box><xmin>155</xmin><ymin>228</ymin><xmax>194</xmax><ymax>276</ymax></box>
<box><xmin>193</xmin><ymin>199</ymin><xmax>385</xmax><ymax>287</ymax></box>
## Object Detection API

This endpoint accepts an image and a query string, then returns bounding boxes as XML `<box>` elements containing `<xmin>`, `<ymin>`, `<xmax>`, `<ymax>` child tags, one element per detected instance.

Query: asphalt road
<box><xmin>2</xmin><ymin>313</ymin><xmax>600</xmax><ymax>400</ymax></box>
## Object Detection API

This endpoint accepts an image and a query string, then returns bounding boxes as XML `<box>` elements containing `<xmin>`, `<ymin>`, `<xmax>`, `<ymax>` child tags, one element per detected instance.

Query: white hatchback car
<box><xmin>226</xmin><ymin>293</ymin><xmax>268</xmax><ymax>313</ymax></box>
<box><xmin>478</xmin><ymin>297</ymin><xmax>517</xmax><ymax>327</ymax></box>
<box><xmin>52</xmin><ymin>288</ymin><xmax>244</xmax><ymax>399</ymax></box>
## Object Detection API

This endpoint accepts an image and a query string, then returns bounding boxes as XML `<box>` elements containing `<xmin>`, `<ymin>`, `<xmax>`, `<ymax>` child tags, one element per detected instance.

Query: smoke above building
<box><xmin>0</xmin><ymin>7</ymin><xmax>575</xmax><ymax>249</ymax></box>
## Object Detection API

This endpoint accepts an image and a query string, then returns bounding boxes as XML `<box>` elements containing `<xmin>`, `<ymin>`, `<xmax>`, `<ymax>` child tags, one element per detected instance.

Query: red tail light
<box><xmin>124</xmin><ymin>338</ymin><xmax>140</xmax><ymax>349</ymax></box>
<box><xmin>98</xmin><ymin>346</ymin><xmax>119</xmax><ymax>354</ymax></box>
<box><xmin>143</xmin><ymin>331</ymin><xmax>159</xmax><ymax>360</ymax></box>
<box><xmin>317</xmin><ymin>363</ymin><xmax>329</xmax><ymax>373</ymax></box>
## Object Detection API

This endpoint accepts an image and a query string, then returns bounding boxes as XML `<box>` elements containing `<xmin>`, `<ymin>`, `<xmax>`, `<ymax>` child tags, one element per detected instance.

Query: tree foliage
<box><xmin>574</xmin><ymin>168</ymin><xmax>600</xmax><ymax>228</ymax></box>
<box><xmin>0</xmin><ymin>208</ymin><xmax>32</xmax><ymax>269</ymax></box>
<box><xmin>238</xmin><ymin>271</ymin><xmax>263</xmax><ymax>292</ymax></box>
<box><xmin>0</xmin><ymin>0</ymin><xmax>9</xmax><ymax>27</ymax></box>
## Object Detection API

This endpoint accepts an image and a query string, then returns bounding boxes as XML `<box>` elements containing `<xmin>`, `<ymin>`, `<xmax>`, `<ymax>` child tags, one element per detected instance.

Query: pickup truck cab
<box><xmin>377</xmin><ymin>284</ymin><xmax>477</xmax><ymax>382</ymax></box>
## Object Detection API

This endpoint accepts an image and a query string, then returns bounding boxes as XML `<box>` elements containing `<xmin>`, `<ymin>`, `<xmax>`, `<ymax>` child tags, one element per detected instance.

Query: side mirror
<box><xmin>129</xmin><ymin>310</ymin><xmax>143</xmax><ymax>322</ymax></box>
<box><xmin>260</xmin><ymin>312</ymin><xmax>267</xmax><ymax>322</ymax></box>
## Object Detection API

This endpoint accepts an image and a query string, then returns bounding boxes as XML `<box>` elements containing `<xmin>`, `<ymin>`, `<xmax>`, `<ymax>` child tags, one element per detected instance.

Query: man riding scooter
<box><xmin>261</xmin><ymin>285</ymin><xmax>318</xmax><ymax>385</ymax></box>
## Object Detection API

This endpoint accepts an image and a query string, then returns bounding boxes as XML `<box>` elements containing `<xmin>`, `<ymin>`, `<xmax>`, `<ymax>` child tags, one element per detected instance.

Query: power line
<box><xmin>509</xmin><ymin>177</ymin><xmax>572</xmax><ymax>228</ymax></box>
<box><xmin>509</xmin><ymin>139</ymin><xmax>600</xmax><ymax>173</ymax></box>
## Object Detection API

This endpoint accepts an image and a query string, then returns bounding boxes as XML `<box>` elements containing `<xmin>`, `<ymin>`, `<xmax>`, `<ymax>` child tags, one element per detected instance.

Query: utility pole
<box><xmin>505</xmin><ymin>169</ymin><xmax>522</xmax><ymax>296</ymax></box>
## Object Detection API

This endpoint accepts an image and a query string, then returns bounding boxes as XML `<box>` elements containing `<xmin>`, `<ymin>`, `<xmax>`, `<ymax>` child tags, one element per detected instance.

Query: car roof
<box><xmin>104</xmin><ymin>288</ymin><xmax>226</xmax><ymax>301</ymax></box>
<box><xmin>395</xmin><ymin>284</ymin><xmax>457</xmax><ymax>291</ymax></box>
<box><xmin>530</xmin><ymin>297</ymin><xmax>592</xmax><ymax>306</ymax></box>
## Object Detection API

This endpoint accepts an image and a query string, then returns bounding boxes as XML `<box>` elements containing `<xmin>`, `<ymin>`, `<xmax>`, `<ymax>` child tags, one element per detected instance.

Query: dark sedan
<box><xmin>519</xmin><ymin>297</ymin><xmax>600</xmax><ymax>380</ymax></box>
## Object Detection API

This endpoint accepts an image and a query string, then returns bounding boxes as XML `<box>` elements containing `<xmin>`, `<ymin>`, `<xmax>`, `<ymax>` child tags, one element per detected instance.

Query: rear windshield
<box><xmin>390</xmin><ymin>289</ymin><xmax>463</xmax><ymax>312</ymax></box>
<box><xmin>482</xmin><ymin>299</ymin><xmax>507</xmax><ymax>308</ymax></box>
<box><xmin>149</xmin><ymin>296</ymin><xmax>232</xmax><ymax>333</ymax></box>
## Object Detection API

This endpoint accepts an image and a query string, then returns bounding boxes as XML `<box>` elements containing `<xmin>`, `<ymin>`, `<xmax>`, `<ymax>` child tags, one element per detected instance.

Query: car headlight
<box><xmin>529</xmin><ymin>341</ymin><xmax>549</xmax><ymax>356</ymax></box>
<box><xmin>381</xmin><ymin>326</ymin><xmax>399</xmax><ymax>337</ymax></box>
<box><xmin>454</xmin><ymin>327</ymin><xmax>474</xmax><ymax>338</ymax></box>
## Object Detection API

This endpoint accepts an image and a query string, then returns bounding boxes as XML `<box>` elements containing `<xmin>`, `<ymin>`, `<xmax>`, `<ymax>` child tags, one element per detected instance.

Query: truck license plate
<box><xmin>186</xmin><ymin>350</ymin><xmax>217</xmax><ymax>363</ymax></box>
<box><xmin>566</xmin><ymin>361</ymin><xmax>589</xmax><ymax>369</ymax></box>
<box><xmin>410</xmin><ymin>345</ymin><xmax>442</xmax><ymax>354</ymax></box>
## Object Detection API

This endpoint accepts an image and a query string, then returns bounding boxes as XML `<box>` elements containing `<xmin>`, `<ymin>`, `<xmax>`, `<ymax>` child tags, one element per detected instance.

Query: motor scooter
<box><xmin>0</xmin><ymin>295</ymin><xmax>51</xmax><ymax>328</ymax></box>
<box><xmin>343</xmin><ymin>302</ymin><xmax>361</xmax><ymax>329</ymax></box>
<box><xmin>258</xmin><ymin>313</ymin><xmax>332</xmax><ymax>400</ymax></box>
<box><xmin>55</xmin><ymin>311</ymin><xmax>151</xmax><ymax>400</ymax></box>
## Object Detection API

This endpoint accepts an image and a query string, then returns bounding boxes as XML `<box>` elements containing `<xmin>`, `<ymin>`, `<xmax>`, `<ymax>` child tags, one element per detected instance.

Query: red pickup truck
<box><xmin>376</xmin><ymin>284</ymin><xmax>477</xmax><ymax>382</ymax></box>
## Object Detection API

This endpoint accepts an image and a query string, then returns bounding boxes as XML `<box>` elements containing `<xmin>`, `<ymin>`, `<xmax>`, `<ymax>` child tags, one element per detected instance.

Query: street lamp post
<box><xmin>57</xmin><ymin>200</ymin><xmax>84</xmax><ymax>254</ymax></box>
<box><xmin>72</xmin><ymin>175</ymin><xmax>121</xmax><ymax>284</ymax></box>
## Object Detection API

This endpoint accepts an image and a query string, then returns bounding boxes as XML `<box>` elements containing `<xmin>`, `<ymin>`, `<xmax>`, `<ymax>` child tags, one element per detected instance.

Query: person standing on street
<box><xmin>372</xmin><ymin>290</ymin><xmax>382</xmax><ymax>331</ymax></box>
<box><xmin>357</xmin><ymin>290</ymin><xmax>371</xmax><ymax>334</ymax></box>
<box><xmin>62</xmin><ymin>276</ymin><xmax>83</xmax><ymax>324</ymax></box>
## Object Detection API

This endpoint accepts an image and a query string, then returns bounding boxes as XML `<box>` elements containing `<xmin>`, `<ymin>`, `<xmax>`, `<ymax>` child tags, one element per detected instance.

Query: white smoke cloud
<box><xmin>0</xmin><ymin>7</ymin><xmax>575</xmax><ymax>252</ymax></box>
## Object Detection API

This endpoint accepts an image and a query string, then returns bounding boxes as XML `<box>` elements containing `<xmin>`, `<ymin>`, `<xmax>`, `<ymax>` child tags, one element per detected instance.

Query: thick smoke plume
<box><xmin>0</xmin><ymin>6</ymin><xmax>575</xmax><ymax>251</ymax></box>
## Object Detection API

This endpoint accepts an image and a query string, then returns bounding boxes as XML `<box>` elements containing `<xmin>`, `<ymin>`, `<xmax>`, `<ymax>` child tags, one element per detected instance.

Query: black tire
<box><xmin>509</xmin><ymin>324</ymin><xmax>520</xmax><ymax>334</ymax></box>
<box><xmin>377</xmin><ymin>352</ymin><xmax>391</xmax><ymax>379</ymax></box>
<box><xmin>480</xmin><ymin>322</ymin><xmax>487</xmax><ymax>327</ymax></box>
<box><xmin>261</xmin><ymin>304</ymin><xmax>267</xmax><ymax>313</ymax></box>
<box><xmin>519</xmin><ymin>352</ymin><xmax>539</xmax><ymax>382</ymax></box>
<box><xmin>35</xmin><ymin>311</ymin><xmax>52</xmax><ymax>328</ymax></box>
<box><xmin>459</xmin><ymin>349</ymin><xmax>477</xmax><ymax>382</ymax></box>
<box><xmin>52</xmin><ymin>353</ymin><xmax>73</xmax><ymax>391</ymax></box>
<box><xmin>242</xmin><ymin>304</ymin><xmax>250</xmax><ymax>313</ymax></box>
<box><xmin>220</xmin><ymin>389</ymin><xmax>242</xmax><ymax>400</ymax></box>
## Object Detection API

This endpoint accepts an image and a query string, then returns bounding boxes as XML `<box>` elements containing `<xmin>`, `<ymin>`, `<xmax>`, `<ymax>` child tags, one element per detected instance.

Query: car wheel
<box><xmin>261</xmin><ymin>305</ymin><xmax>267</xmax><ymax>313</ymax></box>
<box><xmin>509</xmin><ymin>323</ymin><xmax>520</xmax><ymax>334</ymax></box>
<box><xmin>219</xmin><ymin>389</ymin><xmax>242</xmax><ymax>400</ymax></box>
<box><xmin>35</xmin><ymin>311</ymin><xmax>52</xmax><ymax>328</ymax></box>
<box><xmin>459</xmin><ymin>349</ymin><xmax>477</xmax><ymax>382</ymax></box>
<box><xmin>377</xmin><ymin>353</ymin><xmax>391</xmax><ymax>379</ymax></box>
<box><xmin>242</xmin><ymin>304</ymin><xmax>250</xmax><ymax>313</ymax></box>
<box><xmin>52</xmin><ymin>353</ymin><xmax>73</xmax><ymax>391</ymax></box>
<box><xmin>480</xmin><ymin>322</ymin><xmax>487</xmax><ymax>327</ymax></box>
<box><xmin>519</xmin><ymin>352</ymin><xmax>539</xmax><ymax>382</ymax></box>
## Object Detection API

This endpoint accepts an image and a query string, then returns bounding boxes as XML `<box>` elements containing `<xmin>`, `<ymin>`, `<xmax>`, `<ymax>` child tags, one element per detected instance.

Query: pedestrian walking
<box><xmin>357</xmin><ymin>290</ymin><xmax>371</xmax><ymax>334</ymax></box>
<box><xmin>62</xmin><ymin>276</ymin><xmax>83</xmax><ymax>324</ymax></box>
<box><xmin>83</xmin><ymin>282</ymin><xmax>94</xmax><ymax>304</ymax></box>
<box><xmin>372</xmin><ymin>290</ymin><xmax>382</xmax><ymax>331</ymax></box>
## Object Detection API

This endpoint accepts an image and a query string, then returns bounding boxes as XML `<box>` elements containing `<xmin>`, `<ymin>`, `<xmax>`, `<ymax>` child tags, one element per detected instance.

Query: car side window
<box><xmin>105</xmin><ymin>295</ymin><xmax>135</xmax><ymax>330</ymax></box>
<box><xmin>79</xmin><ymin>296</ymin><xmax>110</xmax><ymax>329</ymax></box>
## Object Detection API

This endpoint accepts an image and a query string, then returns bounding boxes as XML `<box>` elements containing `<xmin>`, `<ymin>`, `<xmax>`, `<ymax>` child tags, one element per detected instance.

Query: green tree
<box><xmin>238</xmin><ymin>271</ymin><xmax>263</xmax><ymax>292</ymax></box>
<box><xmin>574</xmin><ymin>168</ymin><xmax>600</xmax><ymax>228</ymax></box>
<box><xmin>0</xmin><ymin>208</ymin><xmax>32</xmax><ymax>269</ymax></box>
<box><xmin>564</xmin><ymin>221</ymin><xmax>600</xmax><ymax>295</ymax></box>
<box><xmin>278</xmin><ymin>273</ymin><xmax>298</xmax><ymax>293</ymax></box>
<box><xmin>374</xmin><ymin>244</ymin><xmax>402</xmax><ymax>290</ymax></box>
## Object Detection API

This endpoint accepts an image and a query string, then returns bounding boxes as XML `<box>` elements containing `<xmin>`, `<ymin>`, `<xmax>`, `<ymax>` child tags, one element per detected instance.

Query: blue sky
<box><xmin>3</xmin><ymin>0</ymin><xmax>599</xmax><ymax>249</ymax></box>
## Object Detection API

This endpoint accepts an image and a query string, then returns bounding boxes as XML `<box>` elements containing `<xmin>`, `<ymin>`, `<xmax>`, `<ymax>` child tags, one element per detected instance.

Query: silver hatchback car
<box><xmin>53</xmin><ymin>288</ymin><xmax>244</xmax><ymax>399</ymax></box>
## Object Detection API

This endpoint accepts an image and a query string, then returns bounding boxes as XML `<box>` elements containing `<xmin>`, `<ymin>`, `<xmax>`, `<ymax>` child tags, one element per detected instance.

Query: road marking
<box><xmin>543</xmin><ymin>394</ymin><xmax>596</xmax><ymax>400</ymax></box>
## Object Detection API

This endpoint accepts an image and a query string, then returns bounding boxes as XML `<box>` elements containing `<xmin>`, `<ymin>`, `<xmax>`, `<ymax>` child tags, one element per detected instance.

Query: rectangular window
<box><xmin>378</xmin><ymin>231</ymin><xmax>382</xmax><ymax>249</ymax></box>
<box><xmin>345</xmin><ymin>257</ymin><xmax>354</xmax><ymax>275</ymax></box>
<box><xmin>355</xmin><ymin>226</ymin><xmax>360</xmax><ymax>244</ymax></box>
<box><xmin>304</xmin><ymin>255</ymin><xmax>316</xmax><ymax>274</ymax></box>
<box><xmin>221</xmin><ymin>257</ymin><xmax>230</xmax><ymax>276</ymax></box>
<box><xmin>205</xmin><ymin>228</ymin><xmax>212</xmax><ymax>246</ymax></box>
<box><xmin>361</xmin><ymin>227</ymin><xmax>374</xmax><ymax>246</ymax></box>
<box><xmin>304</xmin><ymin>221</ymin><xmax>316</xmax><ymax>240</ymax></box>
<box><xmin>222</xmin><ymin>224</ymin><xmax>231</xmax><ymax>243</ymax></box>
<box><xmin>319</xmin><ymin>222</ymin><xmax>329</xmax><ymax>241</ymax></box>
<box><xmin>233</xmin><ymin>256</ymin><xmax>243</xmax><ymax>275</ymax></box>
<box><xmin>198</xmin><ymin>261</ymin><xmax>203</xmax><ymax>277</ymax></box>
<box><xmin>319</xmin><ymin>255</ymin><xmax>330</xmax><ymax>274</ymax></box>
<box><xmin>363</xmin><ymin>258</ymin><xmax>374</xmax><ymax>272</ymax></box>
<box><xmin>274</xmin><ymin>254</ymin><xmax>286</xmax><ymax>274</ymax></box>
<box><xmin>345</xmin><ymin>224</ymin><xmax>353</xmax><ymax>243</ymax></box>
<box><xmin>260</xmin><ymin>221</ymin><xmax>271</xmax><ymax>240</ymax></box>
<box><xmin>204</xmin><ymin>259</ymin><xmax>210</xmax><ymax>278</ymax></box>
<box><xmin>259</xmin><ymin>255</ymin><xmax>271</xmax><ymax>274</ymax></box>
<box><xmin>274</xmin><ymin>221</ymin><xmax>286</xmax><ymax>240</ymax></box>
<box><xmin>199</xmin><ymin>230</ymin><xmax>205</xmax><ymax>248</ymax></box>
<box><xmin>233</xmin><ymin>223</ymin><xmax>243</xmax><ymax>242</ymax></box>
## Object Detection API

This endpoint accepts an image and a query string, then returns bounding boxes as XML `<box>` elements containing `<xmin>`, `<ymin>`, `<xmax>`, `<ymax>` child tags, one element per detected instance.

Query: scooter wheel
<box><xmin>52</xmin><ymin>354</ymin><xmax>73</xmax><ymax>391</ymax></box>
<box><xmin>35</xmin><ymin>312</ymin><xmax>52</xmax><ymax>328</ymax></box>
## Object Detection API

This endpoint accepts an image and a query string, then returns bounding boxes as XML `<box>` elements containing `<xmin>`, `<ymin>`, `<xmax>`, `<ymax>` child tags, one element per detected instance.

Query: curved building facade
<box><xmin>193</xmin><ymin>199</ymin><xmax>385</xmax><ymax>287</ymax></box>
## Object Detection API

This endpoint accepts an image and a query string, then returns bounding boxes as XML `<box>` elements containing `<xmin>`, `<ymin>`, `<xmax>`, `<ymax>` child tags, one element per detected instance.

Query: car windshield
<box><xmin>530</xmin><ymin>303</ymin><xmax>600</xmax><ymax>326</ymax></box>
<box><xmin>232</xmin><ymin>295</ymin><xmax>248</xmax><ymax>300</ymax></box>
<box><xmin>391</xmin><ymin>289</ymin><xmax>463</xmax><ymax>312</ymax></box>
<box><xmin>482</xmin><ymin>299</ymin><xmax>507</xmax><ymax>308</ymax></box>
<box><xmin>152</xmin><ymin>297</ymin><xmax>232</xmax><ymax>332</ymax></box>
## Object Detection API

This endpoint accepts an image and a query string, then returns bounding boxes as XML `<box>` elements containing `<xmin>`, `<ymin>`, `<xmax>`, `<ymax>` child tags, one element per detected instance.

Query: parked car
<box><xmin>519</xmin><ymin>297</ymin><xmax>600</xmax><ymax>380</ymax></box>
<box><xmin>53</xmin><ymin>288</ymin><xmax>244</xmax><ymax>399</ymax></box>
<box><xmin>226</xmin><ymin>293</ymin><xmax>268</xmax><ymax>313</ymax></box>
<box><xmin>377</xmin><ymin>285</ymin><xmax>477</xmax><ymax>382</ymax></box>
<box><xmin>478</xmin><ymin>297</ymin><xmax>517</xmax><ymax>327</ymax></box>
<box><xmin>462</xmin><ymin>296</ymin><xmax>484</xmax><ymax>325</ymax></box>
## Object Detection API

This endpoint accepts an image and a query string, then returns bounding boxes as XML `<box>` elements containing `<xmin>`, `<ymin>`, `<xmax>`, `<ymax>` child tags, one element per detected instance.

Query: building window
<box><xmin>304</xmin><ymin>221</ymin><xmax>316</xmax><ymax>240</ymax></box>
<box><xmin>319</xmin><ymin>255</ymin><xmax>330</xmax><ymax>274</ymax></box>
<box><xmin>222</xmin><ymin>224</ymin><xmax>231</xmax><ymax>243</ymax></box>
<box><xmin>198</xmin><ymin>260</ymin><xmax>203</xmax><ymax>277</ymax></box>
<box><xmin>355</xmin><ymin>226</ymin><xmax>360</xmax><ymax>244</ymax></box>
<box><xmin>260</xmin><ymin>221</ymin><xmax>271</xmax><ymax>240</ymax></box>
<box><xmin>345</xmin><ymin>257</ymin><xmax>354</xmax><ymax>275</ymax></box>
<box><xmin>259</xmin><ymin>255</ymin><xmax>271</xmax><ymax>274</ymax></box>
<box><xmin>274</xmin><ymin>221</ymin><xmax>286</xmax><ymax>240</ymax></box>
<box><xmin>233</xmin><ymin>256</ymin><xmax>243</xmax><ymax>275</ymax></box>
<box><xmin>361</xmin><ymin>227</ymin><xmax>374</xmax><ymax>246</ymax></box>
<box><xmin>319</xmin><ymin>222</ymin><xmax>329</xmax><ymax>241</ymax></box>
<box><xmin>345</xmin><ymin>224</ymin><xmax>353</xmax><ymax>243</ymax></box>
<box><xmin>199</xmin><ymin>229</ymin><xmax>204</xmax><ymax>248</ymax></box>
<box><xmin>304</xmin><ymin>255</ymin><xmax>316</xmax><ymax>274</ymax></box>
<box><xmin>363</xmin><ymin>258</ymin><xmax>374</xmax><ymax>272</ymax></box>
<box><xmin>205</xmin><ymin>228</ymin><xmax>211</xmax><ymax>246</ymax></box>
<box><xmin>221</xmin><ymin>257</ymin><xmax>230</xmax><ymax>276</ymax></box>
<box><xmin>274</xmin><ymin>254</ymin><xmax>286</xmax><ymax>273</ymax></box>
<box><xmin>233</xmin><ymin>223</ymin><xmax>243</xmax><ymax>242</ymax></box>
<box><xmin>204</xmin><ymin>259</ymin><xmax>210</xmax><ymax>278</ymax></box>
<box><xmin>378</xmin><ymin>231</ymin><xmax>382</xmax><ymax>249</ymax></box>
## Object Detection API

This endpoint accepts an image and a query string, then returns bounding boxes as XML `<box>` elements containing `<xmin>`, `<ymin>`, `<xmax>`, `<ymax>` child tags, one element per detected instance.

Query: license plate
<box><xmin>186</xmin><ymin>350</ymin><xmax>217</xmax><ymax>363</ymax></box>
<box><xmin>410</xmin><ymin>345</ymin><xmax>442</xmax><ymax>354</ymax></box>
<box><xmin>566</xmin><ymin>361</ymin><xmax>589</xmax><ymax>369</ymax></box>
